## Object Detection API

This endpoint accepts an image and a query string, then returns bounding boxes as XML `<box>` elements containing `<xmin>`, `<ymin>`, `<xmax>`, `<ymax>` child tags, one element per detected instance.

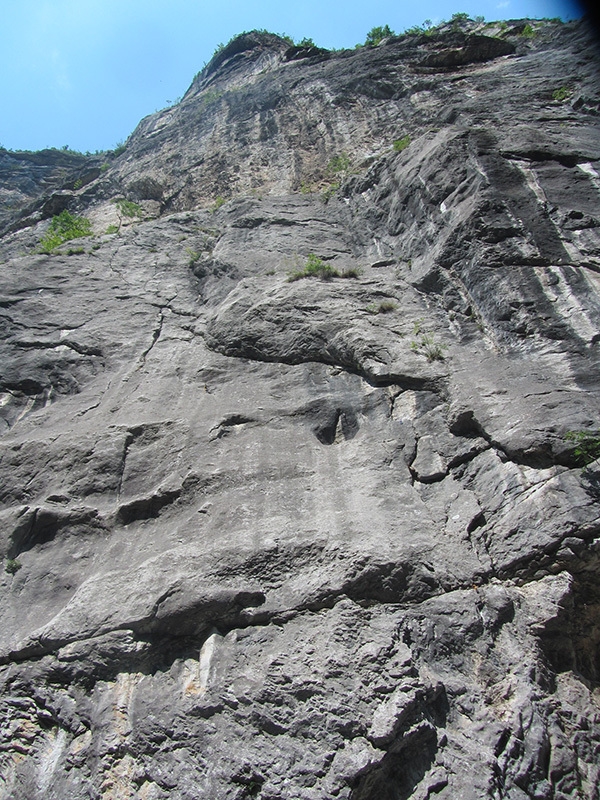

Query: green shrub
<box><xmin>327</xmin><ymin>153</ymin><xmax>350</xmax><ymax>174</ymax></box>
<box><xmin>364</xmin><ymin>25</ymin><xmax>395</xmax><ymax>46</ymax></box>
<box><xmin>211</xmin><ymin>196</ymin><xmax>226</xmax><ymax>212</ymax></box>
<box><xmin>106</xmin><ymin>224</ymin><xmax>119</xmax><ymax>235</ymax></box>
<box><xmin>552</xmin><ymin>86</ymin><xmax>572</xmax><ymax>102</ymax></box>
<box><xmin>321</xmin><ymin>182</ymin><xmax>340</xmax><ymax>203</ymax></box>
<box><xmin>521</xmin><ymin>23</ymin><xmax>536</xmax><ymax>38</ymax></box>
<box><xmin>297</xmin><ymin>37</ymin><xmax>316</xmax><ymax>47</ymax></box>
<box><xmin>405</xmin><ymin>20</ymin><xmax>438</xmax><ymax>35</ymax></box>
<box><xmin>112</xmin><ymin>141</ymin><xmax>127</xmax><ymax>156</ymax></box>
<box><xmin>5</xmin><ymin>558</ymin><xmax>21</xmax><ymax>575</ymax></box>
<box><xmin>289</xmin><ymin>253</ymin><xmax>339</xmax><ymax>282</ymax></box>
<box><xmin>393</xmin><ymin>135</ymin><xmax>411</xmax><ymax>153</ymax></box>
<box><xmin>200</xmin><ymin>90</ymin><xmax>223</xmax><ymax>109</ymax></box>
<box><xmin>39</xmin><ymin>210</ymin><xmax>92</xmax><ymax>253</ymax></box>
<box><xmin>565</xmin><ymin>430</ymin><xmax>600</xmax><ymax>467</ymax></box>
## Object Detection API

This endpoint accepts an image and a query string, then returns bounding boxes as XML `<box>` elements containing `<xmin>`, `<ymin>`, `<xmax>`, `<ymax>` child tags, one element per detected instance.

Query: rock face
<box><xmin>1</xmin><ymin>17</ymin><xmax>600</xmax><ymax>800</ymax></box>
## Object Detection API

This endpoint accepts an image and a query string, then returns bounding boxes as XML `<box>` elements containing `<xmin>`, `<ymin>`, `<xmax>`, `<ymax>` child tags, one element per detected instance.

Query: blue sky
<box><xmin>0</xmin><ymin>0</ymin><xmax>584</xmax><ymax>154</ymax></box>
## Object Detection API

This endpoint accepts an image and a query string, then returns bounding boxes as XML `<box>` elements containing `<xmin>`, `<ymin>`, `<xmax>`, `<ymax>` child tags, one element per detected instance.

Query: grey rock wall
<box><xmin>0</xmin><ymin>17</ymin><xmax>599</xmax><ymax>800</ymax></box>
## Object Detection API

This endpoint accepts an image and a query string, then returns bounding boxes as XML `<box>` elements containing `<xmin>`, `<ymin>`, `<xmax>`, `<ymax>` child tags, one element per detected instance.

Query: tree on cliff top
<box><xmin>364</xmin><ymin>25</ymin><xmax>395</xmax><ymax>46</ymax></box>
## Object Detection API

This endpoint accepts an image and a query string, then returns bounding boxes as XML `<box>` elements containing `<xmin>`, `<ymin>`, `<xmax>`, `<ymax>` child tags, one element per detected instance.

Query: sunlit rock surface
<box><xmin>1</xmin><ymin>17</ymin><xmax>600</xmax><ymax>800</ymax></box>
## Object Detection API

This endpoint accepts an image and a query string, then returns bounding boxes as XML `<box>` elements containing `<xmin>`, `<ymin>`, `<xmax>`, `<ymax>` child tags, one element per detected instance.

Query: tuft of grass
<box><xmin>367</xmin><ymin>300</ymin><xmax>396</xmax><ymax>314</ymax></box>
<box><xmin>288</xmin><ymin>253</ymin><xmax>339</xmax><ymax>282</ymax></box>
<box><xmin>211</xmin><ymin>196</ymin><xmax>226</xmax><ymax>212</ymax></box>
<box><xmin>393</xmin><ymin>135</ymin><xmax>411</xmax><ymax>153</ymax></box>
<box><xmin>187</xmin><ymin>248</ymin><xmax>201</xmax><ymax>266</ymax></box>
<box><xmin>521</xmin><ymin>23</ymin><xmax>537</xmax><ymax>38</ymax></box>
<box><xmin>340</xmin><ymin>267</ymin><xmax>361</xmax><ymax>279</ymax></box>
<box><xmin>39</xmin><ymin>210</ymin><xmax>92</xmax><ymax>253</ymax></box>
<box><xmin>5</xmin><ymin>558</ymin><xmax>21</xmax><ymax>575</ymax></box>
<box><xmin>106</xmin><ymin>224</ymin><xmax>119</xmax><ymax>235</ymax></box>
<box><xmin>410</xmin><ymin>321</ymin><xmax>447</xmax><ymax>361</ymax></box>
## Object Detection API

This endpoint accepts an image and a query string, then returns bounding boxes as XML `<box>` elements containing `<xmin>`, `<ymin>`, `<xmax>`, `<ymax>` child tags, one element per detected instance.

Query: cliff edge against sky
<box><xmin>1</xmin><ymin>16</ymin><xmax>600</xmax><ymax>800</ymax></box>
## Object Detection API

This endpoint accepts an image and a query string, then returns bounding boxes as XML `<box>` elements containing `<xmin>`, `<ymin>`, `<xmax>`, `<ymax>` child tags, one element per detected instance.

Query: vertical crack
<box><xmin>116</xmin><ymin>431</ymin><xmax>135</xmax><ymax>502</ymax></box>
<box><xmin>138</xmin><ymin>310</ymin><xmax>165</xmax><ymax>366</ymax></box>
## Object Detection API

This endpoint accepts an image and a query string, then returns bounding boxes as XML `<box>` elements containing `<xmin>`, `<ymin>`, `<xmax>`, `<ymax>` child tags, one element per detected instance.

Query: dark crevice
<box><xmin>8</xmin><ymin>505</ymin><xmax>106</xmax><ymax>559</ymax></box>
<box><xmin>116</xmin><ymin>430</ymin><xmax>135</xmax><ymax>501</ymax></box>
<box><xmin>139</xmin><ymin>311</ymin><xmax>165</xmax><ymax>363</ymax></box>
<box><xmin>350</xmin><ymin>721</ymin><xmax>441</xmax><ymax>800</ymax></box>
<box><xmin>467</xmin><ymin>511</ymin><xmax>487</xmax><ymax>534</ymax></box>
<box><xmin>203</xmin><ymin>335</ymin><xmax>447</xmax><ymax>394</ymax></box>
<box><xmin>209</xmin><ymin>414</ymin><xmax>256</xmax><ymax>439</ymax></box>
<box><xmin>116</xmin><ymin>488</ymin><xmax>182</xmax><ymax>525</ymax></box>
<box><xmin>16</xmin><ymin>339</ymin><xmax>103</xmax><ymax>357</ymax></box>
<box><xmin>502</xmin><ymin>150</ymin><xmax>584</xmax><ymax>169</ymax></box>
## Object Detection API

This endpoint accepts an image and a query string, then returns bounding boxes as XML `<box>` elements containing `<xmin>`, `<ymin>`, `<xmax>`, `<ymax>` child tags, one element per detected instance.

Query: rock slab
<box><xmin>0</xmin><ymin>17</ymin><xmax>599</xmax><ymax>800</ymax></box>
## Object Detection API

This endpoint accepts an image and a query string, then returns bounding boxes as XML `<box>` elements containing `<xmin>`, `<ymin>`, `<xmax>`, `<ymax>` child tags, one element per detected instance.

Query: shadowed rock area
<box><xmin>1</xmin><ymin>16</ymin><xmax>600</xmax><ymax>800</ymax></box>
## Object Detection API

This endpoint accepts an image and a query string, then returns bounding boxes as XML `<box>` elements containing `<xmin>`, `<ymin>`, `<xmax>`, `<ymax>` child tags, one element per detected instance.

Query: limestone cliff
<box><xmin>1</xmin><ymin>17</ymin><xmax>600</xmax><ymax>800</ymax></box>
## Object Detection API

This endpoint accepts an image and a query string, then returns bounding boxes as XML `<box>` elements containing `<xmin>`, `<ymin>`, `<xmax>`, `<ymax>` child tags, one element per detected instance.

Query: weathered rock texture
<box><xmin>1</xmin><ymin>17</ymin><xmax>600</xmax><ymax>800</ymax></box>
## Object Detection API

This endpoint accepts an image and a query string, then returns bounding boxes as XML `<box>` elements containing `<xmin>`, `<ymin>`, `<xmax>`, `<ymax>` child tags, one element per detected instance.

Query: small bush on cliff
<box><xmin>39</xmin><ymin>210</ymin><xmax>92</xmax><ymax>253</ymax></box>
<box><xmin>327</xmin><ymin>153</ymin><xmax>350</xmax><ymax>175</ymax></box>
<box><xmin>565</xmin><ymin>430</ymin><xmax>600</xmax><ymax>467</ymax></box>
<box><xmin>5</xmin><ymin>559</ymin><xmax>21</xmax><ymax>575</ymax></box>
<box><xmin>520</xmin><ymin>23</ymin><xmax>537</xmax><ymax>38</ymax></box>
<box><xmin>552</xmin><ymin>86</ymin><xmax>572</xmax><ymax>102</ymax></box>
<box><xmin>393</xmin><ymin>135</ymin><xmax>411</xmax><ymax>153</ymax></box>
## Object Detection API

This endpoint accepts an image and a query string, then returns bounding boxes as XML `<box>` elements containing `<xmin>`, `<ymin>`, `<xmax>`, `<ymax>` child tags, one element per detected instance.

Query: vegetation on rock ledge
<box><xmin>39</xmin><ymin>210</ymin><xmax>92</xmax><ymax>253</ymax></box>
